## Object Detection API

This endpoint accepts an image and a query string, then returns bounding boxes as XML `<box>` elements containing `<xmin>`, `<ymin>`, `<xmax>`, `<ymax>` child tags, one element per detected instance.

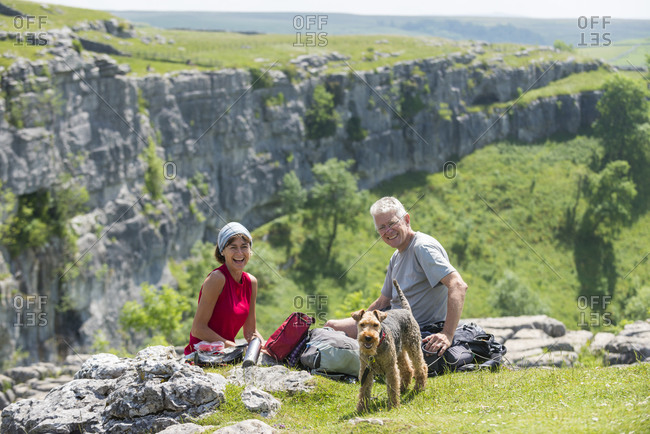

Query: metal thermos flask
<box><xmin>242</xmin><ymin>337</ymin><xmax>261</xmax><ymax>368</ymax></box>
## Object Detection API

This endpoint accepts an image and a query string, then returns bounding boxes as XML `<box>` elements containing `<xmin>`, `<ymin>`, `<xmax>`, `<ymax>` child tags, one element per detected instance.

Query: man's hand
<box><xmin>423</xmin><ymin>332</ymin><xmax>453</xmax><ymax>356</ymax></box>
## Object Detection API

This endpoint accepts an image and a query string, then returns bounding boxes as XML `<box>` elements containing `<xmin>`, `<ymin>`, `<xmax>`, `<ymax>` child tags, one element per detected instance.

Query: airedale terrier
<box><xmin>352</xmin><ymin>279</ymin><xmax>428</xmax><ymax>411</ymax></box>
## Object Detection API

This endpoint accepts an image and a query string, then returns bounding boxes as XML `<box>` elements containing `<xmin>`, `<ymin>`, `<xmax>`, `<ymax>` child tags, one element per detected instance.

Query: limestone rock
<box><xmin>74</xmin><ymin>353</ymin><xmax>131</xmax><ymax>380</ymax></box>
<box><xmin>590</xmin><ymin>332</ymin><xmax>615</xmax><ymax>353</ymax></box>
<box><xmin>0</xmin><ymin>391</ymin><xmax>9</xmax><ymax>410</ymax></box>
<box><xmin>348</xmin><ymin>417</ymin><xmax>385</xmax><ymax>425</ymax></box>
<box><xmin>555</xmin><ymin>330</ymin><xmax>593</xmax><ymax>353</ymax></box>
<box><xmin>464</xmin><ymin>315</ymin><xmax>566</xmax><ymax>337</ymax></box>
<box><xmin>158</xmin><ymin>422</ymin><xmax>213</xmax><ymax>433</ymax></box>
<box><xmin>227</xmin><ymin>366</ymin><xmax>314</xmax><ymax>393</ymax></box>
<box><xmin>4</xmin><ymin>367</ymin><xmax>41</xmax><ymax>384</ymax></box>
<box><xmin>241</xmin><ymin>386</ymin><xmax>281</xmax><ymax>417</ymax></box>
<box><xmin>605</xmin><ymin>322</ymin><xmax>650</xmax><ymax>365</ymax></box>
<box><xmin>1</xmin><ymin>346</ymin><xmax>227</xmax><ymax>433</ymax></box>
<box><xmin>215</xmin><ymin>419</ymin><xmax>277</xmax><ymax>433</ymax></box>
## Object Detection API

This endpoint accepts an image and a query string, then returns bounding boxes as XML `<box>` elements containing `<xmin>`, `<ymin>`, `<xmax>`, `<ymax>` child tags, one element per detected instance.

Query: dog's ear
<box><xmin>351</xmin><ymin>309</ymin><xmax>365</xmax><ymax>321</ymax></box>
<box><xmin>373</xmin><ymin>310</ymin><xmax>388</xmax><ymax>322</ymax></box>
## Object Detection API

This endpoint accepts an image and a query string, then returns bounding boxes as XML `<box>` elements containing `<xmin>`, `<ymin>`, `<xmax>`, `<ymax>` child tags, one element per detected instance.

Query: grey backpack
<box><xmin>300</xmin><ymin>327</ymin><xmax>360</xmax><ymax>379</ymax></box>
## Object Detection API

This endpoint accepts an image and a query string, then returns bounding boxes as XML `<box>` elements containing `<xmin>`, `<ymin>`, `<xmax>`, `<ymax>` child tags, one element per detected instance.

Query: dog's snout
<box><xmin>364</xmin><ymin>336</ymin><xmax>372</xmax><ymax>342</ymax></box>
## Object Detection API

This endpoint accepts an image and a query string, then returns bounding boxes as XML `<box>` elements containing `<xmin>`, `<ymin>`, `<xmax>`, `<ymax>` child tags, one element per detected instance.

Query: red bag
<box><xmin>264</xmin><ymin>312</ymin><xmax>315</xmax><ymax>361</ymax></box>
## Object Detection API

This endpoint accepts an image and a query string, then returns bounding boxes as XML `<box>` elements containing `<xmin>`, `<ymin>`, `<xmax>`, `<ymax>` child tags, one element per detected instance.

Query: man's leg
<box><xmin>324</xmin><ymin>317</ymin><xmax>358</xmax><ymax>338</ymax></box>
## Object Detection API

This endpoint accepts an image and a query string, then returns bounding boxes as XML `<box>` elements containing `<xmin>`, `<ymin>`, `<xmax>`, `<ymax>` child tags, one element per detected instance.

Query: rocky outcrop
<box><xmin>464</xmin><ymin>316</ymin><xmax>650</xmax><ymax>368</ymax></box>
<box><xmin>0</xmin><ymin>26</ymin><xmax>604</xmax><ymax>364</ymax></box>
<box><xmin>0</xmin><ymin>346</ymin><xmax>319</xmax><ymax>433</ymax></box>
<box><xmin>0</xmin><ymin>346</ymin><xmax>227</xmax><ymax>433</ymax></box>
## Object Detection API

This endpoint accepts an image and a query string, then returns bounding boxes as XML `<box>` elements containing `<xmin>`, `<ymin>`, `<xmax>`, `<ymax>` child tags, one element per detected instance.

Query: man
<box><xmin>325</xmin><ymin>196</ymin><xmax>468</xmax><ymax>357</ymax></box>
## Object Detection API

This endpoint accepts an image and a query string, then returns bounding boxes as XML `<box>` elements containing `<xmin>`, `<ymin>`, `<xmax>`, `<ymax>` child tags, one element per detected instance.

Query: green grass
<box><xmin>578</xmin><ymin>37</ymin><xmax>650</xmax><ymax>67</ymax></box>
<box><xmin>472</xmin><ymin>68</ymin><xmax>643</xmax><ymax>113</ymax></box>
<box><xmin>0</xmin><ymin>0</ymin><xmax>114</xmax><ymax>29</ymax></box>
<box><xmin>196</xmin><ymin>364</ymin><xmax>650</xmax><ymax>432</ymax></box>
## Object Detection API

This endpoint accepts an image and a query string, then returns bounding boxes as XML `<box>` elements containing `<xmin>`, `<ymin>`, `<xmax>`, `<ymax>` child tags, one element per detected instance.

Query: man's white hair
<box><xmin>369</xmin><ymin>196</ymin><xmax>407</xmax><ymax>218</ymax></box>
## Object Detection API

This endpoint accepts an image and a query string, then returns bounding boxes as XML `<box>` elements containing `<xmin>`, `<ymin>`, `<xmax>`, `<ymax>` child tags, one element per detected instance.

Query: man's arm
<box><xmin>422</xmin><ymin>271</ymin><xmax>468</xmax><ymax>355</ymax></box>
<box><xmin>368</xmin><ymin>294</ymin><xmax>391</xmax><ymax>311</ymax></box>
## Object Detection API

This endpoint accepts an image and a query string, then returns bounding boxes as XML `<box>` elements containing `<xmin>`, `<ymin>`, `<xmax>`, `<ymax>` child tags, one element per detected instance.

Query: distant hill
<box><xmin>111</xmin><ymin>11</ymin><xmax>650</xmax><ymax>46</ymax></box>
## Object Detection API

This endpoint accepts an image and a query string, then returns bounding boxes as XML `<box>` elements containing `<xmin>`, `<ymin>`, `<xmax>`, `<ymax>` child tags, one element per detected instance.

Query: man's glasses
<box><xmin>376</xmin><ymin>218</ymin><xmax>401</xmax><ymax>234</ymax></box>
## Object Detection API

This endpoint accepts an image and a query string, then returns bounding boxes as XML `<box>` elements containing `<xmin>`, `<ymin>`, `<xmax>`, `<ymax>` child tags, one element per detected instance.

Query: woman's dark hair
<box><xmin>214</xmin><ymin>234</ymin><xmax>252</xmax><ymax>264</ymax></box>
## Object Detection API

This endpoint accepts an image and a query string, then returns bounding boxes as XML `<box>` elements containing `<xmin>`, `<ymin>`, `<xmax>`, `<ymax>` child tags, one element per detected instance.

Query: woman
<box><xmin>184</xmin><ymin>222</ymin><xmax>264</xmax><ymax>355</ymax></box>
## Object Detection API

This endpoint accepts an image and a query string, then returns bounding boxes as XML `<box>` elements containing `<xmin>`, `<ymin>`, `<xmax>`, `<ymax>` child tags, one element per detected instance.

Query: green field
<box><xmin>198</xmin><ymin>363</ymin><xmax>650</xmax><ymax>433</ymax></box>
<box><xmin>578</xmin><ymin>37</ymin><xmax>650</xmax><ymax>67</ymax></box>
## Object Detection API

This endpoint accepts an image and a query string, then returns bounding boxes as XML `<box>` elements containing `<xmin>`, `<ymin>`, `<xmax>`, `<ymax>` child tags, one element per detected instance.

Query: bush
<box><xmin>249</xmin><ymin>67</ymin><xmax>273</xmax><ymax>89</ymax></box>
<box><xmin>2</xmin><ymin>183</ymin><xmax>88</xmax><ymax>257</ymax></box>
<box><xmin>624</xmin><ymin>286</ymin><xmax>650</xmax><ymax>320</ymax></box>
<box><xmin>399</xmin><ymin>79</ymin><xmax>425</xmax><ymax>121</ymax></box>
<box><xmin>143</xmin><ymin>137</ymin><xmax>164</xmax><ymax>201</ymax></box>
<box><xmin>305</xmin><ymin>85</ymin><xmax>338</xmax><ymax>140</ymax></box>
<box><xmin>553</xmin><ymin>40</ymin><xmax>574</xmax><ymax>52</ymax></box>
<box><xmin>119</xmin><ymin>283</ymin><xmax>192</xmax><ymax>347</ymax></box>
<box><xmin>489</xmin><ymin>270</ymin><xmax>549</xmax><ymax>316</ymax></box>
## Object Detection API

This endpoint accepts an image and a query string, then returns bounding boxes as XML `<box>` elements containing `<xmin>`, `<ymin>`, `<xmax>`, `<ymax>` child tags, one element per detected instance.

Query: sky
<box><xmin>48</xmin><ymin>0</ymin><xmax>650</xmax><ymax>20</ymax></box>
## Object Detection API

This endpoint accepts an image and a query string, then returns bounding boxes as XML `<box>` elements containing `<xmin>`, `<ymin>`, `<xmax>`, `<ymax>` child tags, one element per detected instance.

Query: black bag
<box><xmin>421</xmin><ymin>322</ymin><xmax>507</xmax><ymax>376</ymax></box>
<box><xmin>186</xmin><ymin>344</ymin><xmax>247</xmax><ymax>367</ymax></box>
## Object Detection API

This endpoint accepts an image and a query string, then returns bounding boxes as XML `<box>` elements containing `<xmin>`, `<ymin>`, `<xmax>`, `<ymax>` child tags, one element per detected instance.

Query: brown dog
<box><xmin>352</xmin><ymin>279</ymin><xmax>427</xmax><ymax>411</ymax></box>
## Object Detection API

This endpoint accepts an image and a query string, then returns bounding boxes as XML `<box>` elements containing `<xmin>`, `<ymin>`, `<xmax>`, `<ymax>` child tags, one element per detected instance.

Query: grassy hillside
<box><xmin>231</xmin><ymin>135</ymin><xmax>649</xmax><ymax>339</ymax></box>
<box><xmin>198</xmin><ymin>363</ymin><xmax>650</xmax><ymax>433</ymax></box>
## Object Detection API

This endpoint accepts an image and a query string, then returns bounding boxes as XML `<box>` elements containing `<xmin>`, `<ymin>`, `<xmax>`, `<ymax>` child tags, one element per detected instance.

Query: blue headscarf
<box><xmin>217</xmin><ymin>222</ymin><xmax>253</xmax><ymax>253</ymax></box>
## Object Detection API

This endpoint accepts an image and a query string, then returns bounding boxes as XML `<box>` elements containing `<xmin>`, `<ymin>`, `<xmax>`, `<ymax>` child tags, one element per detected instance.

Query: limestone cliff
<box><xmin>0</xmin><ymin>38</ymin><xmax>602</xmax><ymax>364</ymax></box>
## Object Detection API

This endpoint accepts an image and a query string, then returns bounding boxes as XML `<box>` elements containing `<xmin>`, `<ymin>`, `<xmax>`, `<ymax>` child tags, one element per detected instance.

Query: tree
<box><xmin>308</xmin><ymin>159</ymin><xmax>364</xmax><ymax>265</ymax></box>
<box><xmin>593</xmin><ymin>75</ymin><xmax>649</xmax><ymax>208</ymax></box>
<box><xmin>278</xmin><ymin>171</ymin><xmax>307</xmax><ymax>217</ymax></box>
<box><xmin>304</xmin><ymin>85</ymin><xmax>338</xmax><ymax>140</ymax></box>
<box><xmin>580</xmin><ymin>161</ymin><xmax>637</xmax><ymax>240</ymax></box>
<box><xmin>119</xmin><ymin>283</ymin><xmax>192</xmax><ymax>347</ymax></box>
<box><xmin>594</xmin><ymin>75</ymin><xmax>648</xmax><ymax>161</ymax></box>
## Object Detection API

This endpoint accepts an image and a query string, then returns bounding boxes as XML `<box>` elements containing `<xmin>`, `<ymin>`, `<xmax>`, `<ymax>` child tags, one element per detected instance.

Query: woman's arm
<box><xmin>190</xmin><ymin>271</ymin><xmax>237</xmax><ymax>347</ymax></box>
<box><xmin>243</xmin><ymin>274</ymin><xmax>264</xmax><ymax>344</ymax></box>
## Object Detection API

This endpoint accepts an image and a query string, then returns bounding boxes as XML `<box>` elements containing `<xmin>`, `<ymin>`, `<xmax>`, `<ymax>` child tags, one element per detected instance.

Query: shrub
<box><xmin>304</xmin><ymin>85</ymin><xmax>338</xmax><ymax>140</ymax></box>
<box><xmin>489</xmin><ymin>270</ymin><xmax>549</xmax><ymax>316</ymax></box>
<box><xmin>143</xmin><ymin>137</ymin><xmax>164</xmax><ymax>201</ymax></box>
<box><xmin>249</xmin><ymin>67</ymin><xmax>273</xmax><ymax>89</ymax></box>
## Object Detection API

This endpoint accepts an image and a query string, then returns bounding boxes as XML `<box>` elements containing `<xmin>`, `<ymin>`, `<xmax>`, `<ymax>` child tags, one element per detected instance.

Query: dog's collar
<box><xmin>378</xmin><ymin>328</ymin><xmax>387</xmax><ymax>346</ymax></box>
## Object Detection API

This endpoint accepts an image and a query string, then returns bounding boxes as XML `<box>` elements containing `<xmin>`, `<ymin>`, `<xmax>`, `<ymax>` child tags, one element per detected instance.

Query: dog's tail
<box><xmin>392</xmin><ymin>279</ymin><xmax>411</xmax><ymax>311</ymax></box>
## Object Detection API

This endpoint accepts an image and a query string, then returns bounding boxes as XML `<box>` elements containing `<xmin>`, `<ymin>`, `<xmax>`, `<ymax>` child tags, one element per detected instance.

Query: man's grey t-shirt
<box><xmin>381</xmin><ymin>232</ymin><xmax>456</xmax><ymax>328</ymax></box>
